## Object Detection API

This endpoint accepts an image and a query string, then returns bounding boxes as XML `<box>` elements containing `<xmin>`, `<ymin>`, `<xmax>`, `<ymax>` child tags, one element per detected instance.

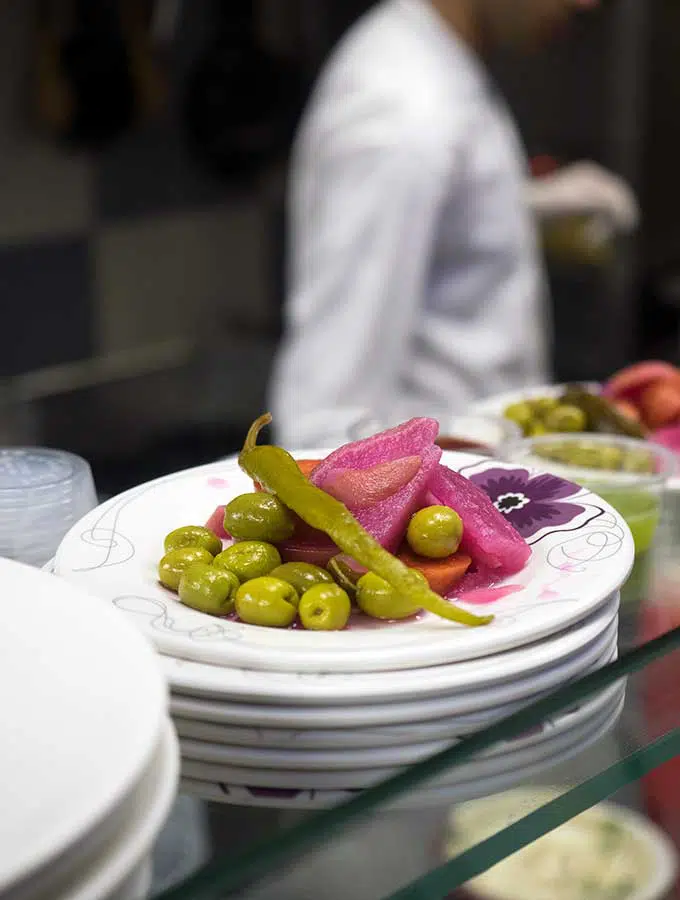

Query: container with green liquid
<box><xmin>502</xmin><ymin>434</ymin><xmax>677</xmax><ymax>641</ymax></box>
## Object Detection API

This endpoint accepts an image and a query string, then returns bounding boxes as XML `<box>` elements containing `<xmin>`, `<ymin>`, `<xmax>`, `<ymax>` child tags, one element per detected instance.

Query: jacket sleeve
<box><xmin>271</xmin><ymin>138</ymin><xmax>451</xmax><ymax>448</ymax></box>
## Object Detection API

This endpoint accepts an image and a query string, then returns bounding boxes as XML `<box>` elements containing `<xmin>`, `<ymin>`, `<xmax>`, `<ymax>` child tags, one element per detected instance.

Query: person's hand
<box><xmin>527</xmin><ymin>161</ymin><xmax>639</xmax><ymax>232</ymax></box>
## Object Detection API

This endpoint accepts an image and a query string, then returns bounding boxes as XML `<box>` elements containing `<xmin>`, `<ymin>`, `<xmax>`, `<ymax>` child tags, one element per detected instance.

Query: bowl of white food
<box><xmin>443</xmin><ymin>788</ymin><xmax>678</xmax><ymax>900</ymax></box>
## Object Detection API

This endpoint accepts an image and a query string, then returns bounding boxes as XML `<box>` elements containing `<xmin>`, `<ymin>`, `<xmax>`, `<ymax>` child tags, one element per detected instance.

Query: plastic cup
<box><xmin>501</xmin><ymin>434</ymin><xmax>677</xmax><ymax>630</ymax></box>
<box><xmin>0</xmin><ymin>448</ymin><xmax>98</xmax><ymax>567</ymax></box>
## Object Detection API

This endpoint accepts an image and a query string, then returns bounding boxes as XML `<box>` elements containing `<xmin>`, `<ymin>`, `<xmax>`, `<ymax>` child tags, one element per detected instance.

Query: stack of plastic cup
<box><xmin>0</xmin><ymin>448</ymin><xmax>97</xmax><ymax>568</ymax></box>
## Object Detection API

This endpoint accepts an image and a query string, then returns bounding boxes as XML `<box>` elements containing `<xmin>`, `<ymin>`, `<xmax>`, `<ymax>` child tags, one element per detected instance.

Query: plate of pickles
<box><xmin>53</xmin><ymin>415</ymin><xmax>635</xmax><ymax>674</ymax></box>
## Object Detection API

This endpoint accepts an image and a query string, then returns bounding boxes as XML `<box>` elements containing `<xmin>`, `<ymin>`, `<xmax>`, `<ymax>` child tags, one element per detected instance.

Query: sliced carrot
<box><xmin>397</xmin><ymin>547</ymin><xmax>472</xmax><ymax>595</ymax></box>
<box><xmin>297</xmin><ymin>459</ymin><xmax>323</xmax><ymax>478</ymax></box>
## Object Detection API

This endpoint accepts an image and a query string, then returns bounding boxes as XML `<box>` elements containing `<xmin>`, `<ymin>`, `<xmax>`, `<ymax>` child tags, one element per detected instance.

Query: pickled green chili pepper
<box><xmin>238</xmin><ymin>415</ymin><xmax>492</xmax><ymax>628</ymax></box>
<box><xmin>561</xmin><ymin>388</ymin><xmax>646</xmax><ymax>439</ymax></box>
<box><xmin>327</xmin><ymin>556</ymin><xmax>362</xmax><ymax>598</ymax></box>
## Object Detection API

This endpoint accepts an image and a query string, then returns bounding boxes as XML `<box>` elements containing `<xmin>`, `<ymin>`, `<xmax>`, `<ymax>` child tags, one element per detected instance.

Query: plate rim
<box><xmin>54</xmin><ymin>451</ymin><xmax>634</xmax><ymax>673</ymax></box>
<box><xmin>161</xmin><ymin>595</ymin><xmax>619</xmax><ymax>705</ymax></box>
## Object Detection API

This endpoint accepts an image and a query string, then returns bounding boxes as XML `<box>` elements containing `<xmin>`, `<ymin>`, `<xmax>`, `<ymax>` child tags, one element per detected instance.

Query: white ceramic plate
<box><xmin>169</xmin><ymin>617</ymin><xmax>617</xmax><ymax>751</ymax></box>
<box><xmin>179</xmin><ymin>680</ymin><xmax>623</xmax><ymax>785</ymax></box>
<box><xmin>174</xmin><ymin>629</ymin><xmax>614</xmax><ymax>759</ymax></box>
<box><xmin>59</xmin><ymin>720</ymin><xmax>179</xmax><ymax>900</ymax></box>
<box><xmin>168</xmin><ymin>626</ymin><xmax>617</xmax><ymax>732</ymax></box>
<box><xmin>179</xmin><ymin>690</ymin><xmax>624</xmax><ymax>809</ymax></box>
<box><xmin>162</xmin><ymin>594</ymin><xmax>618</xmax><ymax>706</ymax></box>
<box><xmin>177</xmin><ymin>659</ymin><xmax>620</xmax><ymax>772</ymax></box>
<box><xmin>0</xmin><ymin>559</ymin><xmax>167</xmax><ymax>898</ymax></box>
<box><xmin>54</xmin><ymin>452</ymin><xmax>634</xmax><ymax>674</ymax></box>
<box><xmin>174</xmin><ymin>650</ymin><xmax>618</xmax><ymax>759</ymax></box>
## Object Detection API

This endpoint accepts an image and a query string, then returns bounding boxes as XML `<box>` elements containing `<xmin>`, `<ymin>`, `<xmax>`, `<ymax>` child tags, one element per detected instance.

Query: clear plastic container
<box><xmin>0</xmin><ymin>448</ymin><xmax>97</xmax><ymax>567</ymax></box>
<box><xmin>501</xmin><ymin>434</ymin><xmax>678</xmax><ymax>631</ymax></box>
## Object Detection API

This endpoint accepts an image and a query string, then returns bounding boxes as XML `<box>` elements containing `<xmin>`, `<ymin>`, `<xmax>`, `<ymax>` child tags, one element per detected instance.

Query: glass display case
<box><xmin>149</xmin><ymin>492</ymin><xmax>680</xmax><ymax>900</ymax></box>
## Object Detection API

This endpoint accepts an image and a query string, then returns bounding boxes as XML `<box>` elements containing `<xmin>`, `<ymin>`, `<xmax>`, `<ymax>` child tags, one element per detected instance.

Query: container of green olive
<box><xmin>502</xmin><ymin>384</ymin><xmax>646</xmax><ymax>440</ymax></box>
<box><xmin>502</xmin><ymin>434</ymin><xmax>678</xmax><ymax>612</ymax></box>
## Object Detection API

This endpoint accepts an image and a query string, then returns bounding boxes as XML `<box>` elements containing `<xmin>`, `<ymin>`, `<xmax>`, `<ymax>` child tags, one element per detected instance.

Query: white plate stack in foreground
<box><xmin>52</xmin><ymin>450</ymin><xmax>635</xmax><ymax>810</ymax></box>
<box><xmin>0</xmin><ymin>559</ymin><xmax>178</xmax><ymax>900</ymax></box>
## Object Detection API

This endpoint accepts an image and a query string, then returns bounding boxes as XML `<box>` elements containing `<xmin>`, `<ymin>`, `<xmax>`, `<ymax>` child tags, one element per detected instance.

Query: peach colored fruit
<box><xmin>613</xmin><ymin>399</ymin><xmax>642</xmax><ymax>422</ymax></box>
<box><xmin>604</xmin><ymin>361</ymin><xmax>680</xmax><ymax>403</ymax></box>
<box><xmin>638</xmin><ymin>380</ymin><xmax>680</xmax><ymax>430</ymax></box>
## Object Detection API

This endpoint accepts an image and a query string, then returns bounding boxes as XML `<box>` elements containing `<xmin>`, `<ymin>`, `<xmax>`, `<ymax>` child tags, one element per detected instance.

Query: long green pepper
<box><xmin>238</xmin><ymin>415</ymin><xmax>492</xmax><ymax>627</ymax></box>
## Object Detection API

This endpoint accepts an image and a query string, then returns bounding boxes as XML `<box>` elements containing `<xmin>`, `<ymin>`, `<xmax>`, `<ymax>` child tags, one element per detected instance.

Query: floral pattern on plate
<box><xmin>469</xmin><ymin>467</ymin><xmax>585</xmax><ymax>539</ymax></box>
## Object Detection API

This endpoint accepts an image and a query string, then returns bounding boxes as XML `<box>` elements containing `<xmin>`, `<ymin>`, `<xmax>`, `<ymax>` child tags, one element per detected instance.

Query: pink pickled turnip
<box><xmin>427</xmin><ymin>465</ymin><xmax>531</xmax><ymax>575</ymax></box>
<box><xmin>323</xmin><ymin>456</ymin><xmax>422</xmax><ymax>508</ymax></box>
<box><xmin>205</xmin><ymin>505</ymin><xmax>228</xmax><ymax>540</ymax></box>
<box><xmin>277</xmin><ymin>538</ymin><xmax>339</xmax><ymax>567</ymax></box>
<box><xmin>312</xmin><ymin>418</ymin><xmax>441</xmax><ymax>551</ymax></box>
<box><xmin>351</xmin><ymin>445</ymin><xmax>442</xmax><ymax>550</ymax></box>
<box><xmin>312</xmin><ymin>418</ymin><xmax>439</xmax><ymax>482</ymax></box>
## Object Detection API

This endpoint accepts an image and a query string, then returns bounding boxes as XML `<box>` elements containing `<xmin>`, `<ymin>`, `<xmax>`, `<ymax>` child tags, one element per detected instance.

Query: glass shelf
<box><xmin>151</xmin><ymin>499</ymin><xmax>680</xmax><ymax>900</ymax></box>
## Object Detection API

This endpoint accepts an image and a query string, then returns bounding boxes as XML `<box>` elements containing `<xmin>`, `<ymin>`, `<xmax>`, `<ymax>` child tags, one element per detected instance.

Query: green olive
<box><xmin>299</xmin><ymin>584</ymin><xmax>351</xmax><ymax>631</ymax></box>
<box><xmin>235</xmin><ymin>577</ymin><xmax>299</xmax><ymax>627</ymax></box>
<box><xmin>622</xmin><ymin>449</ymin><xmax>655</xmax><ymax>475</ymax></box>
<box><xmin>528</xmin><ymin>421</ymin><xmax>549</xmax><ymax>436</ymax></box>
<box><xmin>406</xmin><ymin>506</ymin><xmax>463</xmax><ymax>559</ymax></box>
<box><xmin>158</xmin><ymin>547</ymin><xmax>214</xmax><ymax>592</ymax></box>
<box><xmin>543</xmin><ymin>404</ymin><xmax>588</xmax><ymax>434</ymax></box>
<box><xmin>224</xmin><ymin>493</ymin><xmax>295</xmax><ymax>543</ymax></box>
<box><xmin>214</xmin><ymin>541</ymin><xmax>282</xmax><ymax>582</ymax></box>
<box><xmin>530</xmin><ymin>396</ymin><xmax>560</xmax><ymax>416</ymax></box>
<box><xmin>504</xmin><ymin>401</ymin><xmax>534</xmax><ymax>434</ymax></box>
<box><xmin>356</xmin><ymin>571</ymin><xmax>427</xmax><ymax>621</ymax></box>
<box><xmin>269</xmin><ymin>562</ymin><xmax>334</xmax><ymax>596</ymax></box>
<box><xmin>534</xmin><ymin>439</ymin><xmax>650</xmax><ymax>474</ymax></box>
<box><xmin>178</xmin><ymin>563</ymin><xmax>239</xmax><ymax>615</ymax></box>
<box><xmin>599</xmin><ymin>445</ymin><xmax>626</xmax><ymax>471</ymax></box>
<box><xmin>164</xmin><ymin>525</ymin><xmax>222</xmax><ymax>556</ymax></box>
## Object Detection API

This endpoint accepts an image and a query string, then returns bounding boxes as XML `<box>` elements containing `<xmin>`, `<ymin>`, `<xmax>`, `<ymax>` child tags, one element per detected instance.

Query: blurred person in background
<box><xmin>271</xmin><ymin>0</ymin><xmax>638</xmax><ymax>447</ymax></box>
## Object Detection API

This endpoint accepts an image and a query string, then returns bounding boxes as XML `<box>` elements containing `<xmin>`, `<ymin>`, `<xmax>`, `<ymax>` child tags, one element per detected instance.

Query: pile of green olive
<box><xmin>157</xmin><ymin>491</ymin><xmax>465</xmax><ymax>631</ymax></box>
<box><xmin>504</xmin><ymin>387</ymin><xmax>646</xmax><ymax>440</ymax></box>
<box><xmin>532</xmin><ymin>439</ymin><xmax>655</xmax><ymax>474</ymax></box>
<box><xmin>506</xmin><ymin>396</ymin><xmax>586</xmax><ymax>437</ymax></box>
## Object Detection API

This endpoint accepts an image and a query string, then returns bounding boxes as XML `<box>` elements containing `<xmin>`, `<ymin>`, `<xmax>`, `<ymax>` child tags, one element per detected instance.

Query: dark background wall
<box><xmin>1</xmin><ymin>0</ymin><xmax>676</xmax><ymax>493</ymax></box>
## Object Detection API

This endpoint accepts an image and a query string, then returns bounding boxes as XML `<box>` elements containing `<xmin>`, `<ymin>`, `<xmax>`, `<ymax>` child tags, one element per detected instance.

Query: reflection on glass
<box><xmin>442</xmin><ymin>787</ymin><xmax>677</xmax><ymax>900</ymax></box>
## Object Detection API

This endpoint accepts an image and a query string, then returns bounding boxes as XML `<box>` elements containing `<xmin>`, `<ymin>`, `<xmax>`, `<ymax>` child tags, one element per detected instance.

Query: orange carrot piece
<box><xmin>396</xmin><ymin>547</ymin><xmax>472</xmax><ymax>595</ymax></box>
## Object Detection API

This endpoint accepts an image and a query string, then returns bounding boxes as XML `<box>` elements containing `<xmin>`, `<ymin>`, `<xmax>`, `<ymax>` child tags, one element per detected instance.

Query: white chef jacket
<box><xmin>271</xmin><ymin>0</ymin><xmax>549</xmax><ymax>448</ymax></box>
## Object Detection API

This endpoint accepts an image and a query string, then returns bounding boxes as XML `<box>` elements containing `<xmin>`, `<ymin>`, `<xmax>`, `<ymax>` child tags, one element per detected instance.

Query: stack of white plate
<box><xmin>1</xmin><ymin>559</ymin><xmax>178</xmax><ymax>900</ymax></box>
<box><xmin>52</xmin><ymin>450</ymin><xmax>635</xmax><ymax>812</ymax></box>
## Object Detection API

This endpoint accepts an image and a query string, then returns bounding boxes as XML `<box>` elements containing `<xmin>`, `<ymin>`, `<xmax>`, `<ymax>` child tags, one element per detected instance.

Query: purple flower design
<box><xmin>469</xmin><ymin>467</ymin><xmax>585</xmax><ymax>539</ymax></box>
